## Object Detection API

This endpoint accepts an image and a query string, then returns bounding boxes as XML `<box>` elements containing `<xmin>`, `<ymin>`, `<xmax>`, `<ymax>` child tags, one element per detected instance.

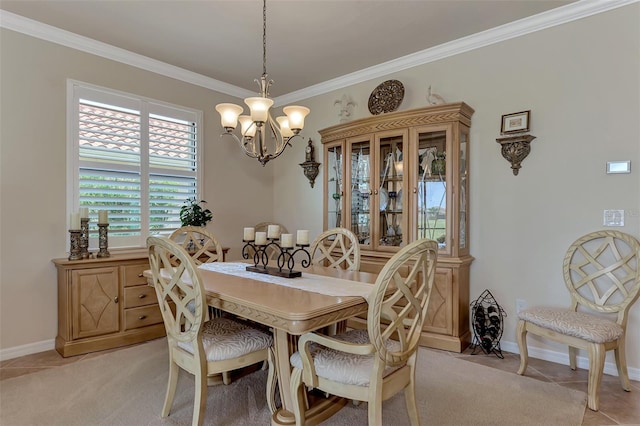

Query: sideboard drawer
<box><xmin>124</xmin><ymin>285</ymin><xmax>157</xmax><ymax>308</ymax></box>
<box><xmin>123</xmin><ymin>263</ymin><xmax>149</xmax><ymax>287</ymax></box>
<box><xmin>124</xmin><ymin>305</ymin><xmax>163</xmax><ymax>330</ymax></box>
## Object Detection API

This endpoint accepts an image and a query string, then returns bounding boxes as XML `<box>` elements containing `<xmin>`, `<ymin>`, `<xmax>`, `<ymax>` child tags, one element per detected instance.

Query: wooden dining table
<box><xmin>147</xmin><ymin>261</ymin><xmax>378</xmax><ymax>425</ymax></box>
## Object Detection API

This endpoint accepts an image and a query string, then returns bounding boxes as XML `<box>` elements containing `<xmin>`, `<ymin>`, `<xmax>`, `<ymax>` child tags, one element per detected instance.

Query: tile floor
<box><xmin>1</xmin><ymin>341</ymin><xmax>639</xmax><ymax>425</ymax></box>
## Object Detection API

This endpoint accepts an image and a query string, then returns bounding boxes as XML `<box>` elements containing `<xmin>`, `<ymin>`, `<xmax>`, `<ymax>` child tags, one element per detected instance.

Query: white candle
<box><xmin>79</xmin><ymin>207</ymin><xmax>89</xmax><ymax>219</ymax></box>
<box><xmin>281</xmin><ymin>233</ymin><xmax>293</xmax><ymax>248</ymax></box>
<box><xmin>255</xmin><ymin>231</ymin><xmax>267</xmax><ymax>245</ymax></box>
<box><xmin>70</xmin><ymin>213</ymin><xmax>80</xmax><ymax>230</ymax></box>
<box><xmin>243</xmin><ymin>227</ymin><xmax>255</xmax><ymax>241</ymax></box>
<box><xmin>297</xmin><ymin>230</ymin><xmax>309</xmax><ymax>245</ymax></box>
<box><xmin>267</xmin><ymin>224</ymin><xmax>280</xmax><ymax>239</ymax></box>
<box><xmin>98</xmin><ymin>210</ymin><xmax>108</xmax><ymax>224</ymax></box>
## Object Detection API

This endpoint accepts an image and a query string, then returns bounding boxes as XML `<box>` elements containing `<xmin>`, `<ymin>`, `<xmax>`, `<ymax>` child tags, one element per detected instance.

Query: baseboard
<box><xmin>0</xmin><ymin>339</ymin><xmax>55</xmax><ymax>361</ymax></box>
<box><xmin>500</xmin><ymin>340</ymin><xmax>640</xmax><ymax>382</ymax></box>
<box><xmin>2</xmin><ymin>337</ymin><xmax>639</xmax><ymax>383</ymax></box>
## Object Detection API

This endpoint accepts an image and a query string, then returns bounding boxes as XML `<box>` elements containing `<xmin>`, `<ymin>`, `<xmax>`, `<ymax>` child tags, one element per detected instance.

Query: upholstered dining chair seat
<box><xmin>518</xmin><ymin>307</ymin><xmax>623</xmax><ymax>344</ymax></box>
<box><xmin>290</xmin><ymin>329</ymin><xmax>401</xmax><ymax>386</ymax></box>
<box><xmin>177</xmin><ymin>317</ymin><xmax>273</xmax><ymax>362</ymax></box>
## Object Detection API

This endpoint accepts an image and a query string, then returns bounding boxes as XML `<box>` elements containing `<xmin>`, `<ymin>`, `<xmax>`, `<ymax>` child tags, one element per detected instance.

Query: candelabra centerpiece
<box><xmin>242</xmin><ymin>226</ymin><xmax>311</xmax><ymax>278</ymax></box>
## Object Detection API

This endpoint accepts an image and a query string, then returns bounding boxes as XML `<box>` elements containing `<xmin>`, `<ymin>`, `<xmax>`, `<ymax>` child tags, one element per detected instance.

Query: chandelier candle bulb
<box><xmin>245</xmin><ymin>97</ymin><xmax>273</xmax><ymax>123</ymax></box>
<box><xmin>297</xmin><ymin>230</ymin><xmax>309</xmax><ymax>245</ymax></box>
<box><xmin>239</xmin><ymin>116</ymin><xmax>256</xmax><ymax>138</ymax></box>
<box><xmin>98</xmin><ymin>210</ymin><xmax>108</xmax><ymax>224</ymax></box>
<box><xmin>281</xmin><ymin>233</ymin><xmax>293</xmax><ymax>248</ymax></box>
<box><xmin>267</xmin><ymin>224</ymin><xmax>280</xmax><ymax>239</ymax></box>
<box><xmin>255</xmin><ymin>231</ymin><xmax>267</xmax><ymax>246</ymax></box>
<box><xmin>70</xmin><ymin>213</ymin><xmax>81</xmax><ymax>230</ymax></box>
<box><xmin>243</xmin><ymin>227</ymin><xmax>255</xmax><ymax>241</ymax></box>
<box><xmin>215</xmin><ymin>103</ymin><xmax>243</xmax><ymax>130</ymax></box>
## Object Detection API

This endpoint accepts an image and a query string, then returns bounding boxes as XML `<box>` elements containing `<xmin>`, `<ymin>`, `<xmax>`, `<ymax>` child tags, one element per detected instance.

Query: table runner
<box><xmin>198</xmin><ymin>262</ymin><xmax>374</xmax><ymax>300</ymax></box>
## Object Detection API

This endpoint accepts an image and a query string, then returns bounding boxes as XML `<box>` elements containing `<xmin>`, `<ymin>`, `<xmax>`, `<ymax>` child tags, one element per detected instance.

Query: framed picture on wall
<box><xmin>500</xmin><ymin>110</ymin><xmax>530</xmax><ymax>134</ymax></box>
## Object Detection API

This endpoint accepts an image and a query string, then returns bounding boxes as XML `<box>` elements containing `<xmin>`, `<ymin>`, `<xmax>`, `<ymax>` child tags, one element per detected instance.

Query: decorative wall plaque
<box><xmin>368</xmin><ymin>80</ymin><xmax>404</xmax><ymax>115</ymax></box>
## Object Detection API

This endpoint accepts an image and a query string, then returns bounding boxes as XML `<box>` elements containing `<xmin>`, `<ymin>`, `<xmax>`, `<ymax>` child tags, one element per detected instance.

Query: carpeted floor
<box><xmin>0</xmin><ymin>338</ymin><xmax>586</xmax><ymax>425</ymax></box>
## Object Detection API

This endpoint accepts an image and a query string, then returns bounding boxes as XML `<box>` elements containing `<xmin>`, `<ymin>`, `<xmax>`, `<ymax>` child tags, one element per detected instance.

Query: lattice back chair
<box><xmin>516</xmin><ymin>230</ymin><xmax>640</xmax><ymax>411</ymax></box>
<box><xmin>147</xmin><ymin>236</ymin><xmax>276</xmax><ymax>426</ymax></box>
<box><xmin>289</xmin><ymin>239</ymin><xmax>438</xmax><ymax>425</ymax></box>
<box><xmin>309</xmin><ymin>227</ymin><xmax>361</xmax><ymax>271</ymax></box>
<box><xmin>169</xmin><ymin>226</ymin><xmax>224</xmax><ymax>265</ymax></box>
<box><xmin>254</xmin><ymin>222</ymin><xmax>289</xmax><ymax>261</ymax></box>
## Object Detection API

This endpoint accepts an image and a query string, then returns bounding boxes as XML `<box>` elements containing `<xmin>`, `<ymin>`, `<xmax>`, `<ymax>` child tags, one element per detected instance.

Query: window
<box><xmin>68</xmin><ymin>81</ymin><xmax>202</xmax><ymax>249</ymax></box>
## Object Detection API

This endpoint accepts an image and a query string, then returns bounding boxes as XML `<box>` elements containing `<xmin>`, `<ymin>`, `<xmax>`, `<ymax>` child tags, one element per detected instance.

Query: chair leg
<box><xmin>569</xmin><ymin>346</ymin><xmax>578</xmax><ymax>370</ymax></box>
<box><xmin>193</xmin><ymin>369</ymin><xmax>207</xmax><ymax>426</ymax></box>
<box><xmin>162</xmin><ymin>359</ymin><xmax>180</xmax><ymax>417</ymax></box>
<box><xmin>614</xmin><ymin>338</ymin><xmax>631</xmax><ymax>391</ymax></box>
<box><xmin>586</xmin><ymin>343</ymin><xmax>605</xmax><ymax>411</ymax></box>
<box><xmin>222</xmin><ymin>371</ymin><xmax>231</xmax><ymax>385</ymax></box>
<box><xmin>266</xmin><ymin>348</ymin><xmax>278</xmax><ymax>414</ymax></box>
<box><xmin>289</xmin><ymin>367</ymin><xmax>307</xmax><ymax>426</ymax></box>
<box><xmin>405</xmin><ymin>363</ymin><xmax>420</xmax><ymax>426</ymax></box>
<box><xmin>516</xmin><ymin>320</ymin><xmax>529</xmax><ymax>375</ymax></box>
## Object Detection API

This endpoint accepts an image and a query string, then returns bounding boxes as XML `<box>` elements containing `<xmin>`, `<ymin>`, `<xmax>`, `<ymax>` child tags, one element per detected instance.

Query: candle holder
<box><xmin>97</xmin><ymin>223</ymin><xmax>111</xmax><ymax>258</ymax></box>
<box><xmin>242</xmin><ymin>238</ymin><xmax>311</xmax><ymax>278</ymax></box>
<box><xmin>68</xmin><ymin>229</ymin><xmax>82</xmax><ymax>261</ymax></box>
<box><xmin>80</xmin><ymin>217</ymin><xmax>90</xmax><ymax>259</ymax></box>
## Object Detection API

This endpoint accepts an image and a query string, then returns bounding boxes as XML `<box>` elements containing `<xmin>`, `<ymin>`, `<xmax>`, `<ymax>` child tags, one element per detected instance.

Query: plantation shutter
<box><xmin>73</xmin><ymin>82</ymin><xmax>200</xmax><ymax>248</ymax></box>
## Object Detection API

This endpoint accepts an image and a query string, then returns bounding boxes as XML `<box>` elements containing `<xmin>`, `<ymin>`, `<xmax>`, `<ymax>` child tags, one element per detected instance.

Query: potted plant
<box><xmin>179</xmin><ymin>197</ymin><xmax>213</xmax><ymax>227</ymax></box>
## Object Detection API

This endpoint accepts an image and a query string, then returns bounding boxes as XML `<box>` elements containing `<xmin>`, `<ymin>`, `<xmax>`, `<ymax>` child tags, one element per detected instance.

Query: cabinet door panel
<box><xmin>325</xmin><ymin>143</ymin><xmax>344</xmax><ymax>229</ymax></box>
<box><xmin>423</xmin><ymin>267</ymin><xmax>453</xmax><ymax>335</ymax></box>
<box><xmin>347</xmin><ymin>137</ymin><xmax>373</xmax><ymax>248</ymax></box>
<box><xmin>71</xmin><ymin>267</ymin><xmax>119</xmax><ymax>339</ymax></box>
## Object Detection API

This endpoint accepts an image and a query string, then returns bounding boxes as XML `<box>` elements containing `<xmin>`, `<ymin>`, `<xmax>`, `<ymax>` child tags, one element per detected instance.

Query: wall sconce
<box><xmin>300</xmin><ymin>139</ymin><xmax>321</xmax><ymax>188</ymax></box>
<box><xmin>496</xmin><ymin>110</ymin><xmax>535</xmax><ymax>175</ymax></box>
<box><xmin>496</xmin><ymin>134</ymin><xmax>536</xmax><ymax>175</ymax></box>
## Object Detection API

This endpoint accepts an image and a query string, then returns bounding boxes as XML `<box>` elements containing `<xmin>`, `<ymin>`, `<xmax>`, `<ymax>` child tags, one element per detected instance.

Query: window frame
<box><xmin>66</xmin><ymin>80</ymin><xmax>204</xmax><ymax>250</ymax></box>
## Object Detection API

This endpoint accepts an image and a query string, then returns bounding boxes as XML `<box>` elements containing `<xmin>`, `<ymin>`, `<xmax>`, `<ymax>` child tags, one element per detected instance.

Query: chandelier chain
<box><xmin>262</xmin><ymin>0</ymin><xmax>267</xmax><ymax>77</ymax></box>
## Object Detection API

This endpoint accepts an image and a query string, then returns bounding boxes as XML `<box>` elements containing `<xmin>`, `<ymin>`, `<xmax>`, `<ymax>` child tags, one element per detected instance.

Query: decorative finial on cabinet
<box><xmin>300</xmin><ymin>139</ymin><xmax>321</xmax><ymax>188</ymax></box>
<box><xmin>426</xmin><ymin>85</ymin><xmax>446</xmax><ymax>105</ymax></box>
<box><xmin>334</xmin><ymin>94</ymin><xmax>356</xmax><ymax>123</ymax></box>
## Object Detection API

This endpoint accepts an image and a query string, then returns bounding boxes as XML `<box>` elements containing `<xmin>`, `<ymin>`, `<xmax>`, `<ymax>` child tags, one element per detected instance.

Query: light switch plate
<box><xmin>604</xmin><ymin>210</ymin><xmax>624</xmax><ymax>226</ymax></box>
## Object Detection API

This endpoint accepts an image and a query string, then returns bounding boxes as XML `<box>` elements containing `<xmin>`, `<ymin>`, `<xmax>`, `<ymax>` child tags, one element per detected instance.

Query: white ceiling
<box><xmin>0</xmin><ymin>0</ymin><xmax>601</xmax><ymax>98</ymax></box>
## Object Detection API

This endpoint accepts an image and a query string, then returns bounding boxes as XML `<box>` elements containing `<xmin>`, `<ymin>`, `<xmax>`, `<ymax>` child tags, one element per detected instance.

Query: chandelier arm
<box><xmin>220</xmin><ymin>133</ymin><xmax>260</xmax><ymax>160</ymax></box>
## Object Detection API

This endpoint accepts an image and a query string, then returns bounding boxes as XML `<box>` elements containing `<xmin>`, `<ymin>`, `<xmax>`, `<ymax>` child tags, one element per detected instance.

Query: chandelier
<box><xmin>215</xmin><ymin>0</ymin><xmax>310</xmax><ymax>166</ymax></box>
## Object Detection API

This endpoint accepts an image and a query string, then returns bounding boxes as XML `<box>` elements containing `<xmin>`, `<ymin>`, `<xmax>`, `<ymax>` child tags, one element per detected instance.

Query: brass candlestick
<box><xmin>80</xmin><ymin>217</ymin><xmax>90</xmax><ymax>259</ymax></box>
<box><xmin>97</xmin><ymin>223</ymin><xmax>110</xmax><ymax>258</ymax></box>
<box><xmin>68</xmin><ymin>229</ymin><xmax>82</xmax><ymax>261</ymax></box>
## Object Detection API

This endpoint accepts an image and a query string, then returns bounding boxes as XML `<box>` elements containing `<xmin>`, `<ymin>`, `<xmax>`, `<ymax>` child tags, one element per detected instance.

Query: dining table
<box><xmin>147</xmin><ymin>260</ymin><xmax>378</xmax><ymax>425</ymax></box>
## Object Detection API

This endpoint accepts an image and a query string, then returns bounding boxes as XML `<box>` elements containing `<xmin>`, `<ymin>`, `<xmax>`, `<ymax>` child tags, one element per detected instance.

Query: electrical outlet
<box><xmin>516</xmin><ymin>299</ymin><xmax>527</xmax><ymax>314</ymax></box>
<box><xmin>603</xmin><ymin>209</ymin><xmax>624</xmax><ymax>226</ymax></box>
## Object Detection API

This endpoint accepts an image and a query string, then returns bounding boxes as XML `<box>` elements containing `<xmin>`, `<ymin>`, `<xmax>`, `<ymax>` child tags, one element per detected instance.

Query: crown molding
<box><xmin>1</xmin><ymin>0</ymin><xmax>637</xmax><ymax>104</ymax></box>
<box><xmin>276</xmin><ymin>0</ymin><xmax>638</xmax><ymax>105</ymax></box>
<box><xmin>0</xmin><ymin>10</ymin><xmax>254</xmax><ymax>99</ymax></box>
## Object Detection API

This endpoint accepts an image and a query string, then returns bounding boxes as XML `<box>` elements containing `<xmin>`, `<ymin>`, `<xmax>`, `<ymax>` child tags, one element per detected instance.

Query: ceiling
<box><xmin>1</xmin><ymin>1</ymin><xmax>580</xmax><ymax>97</ymax></box>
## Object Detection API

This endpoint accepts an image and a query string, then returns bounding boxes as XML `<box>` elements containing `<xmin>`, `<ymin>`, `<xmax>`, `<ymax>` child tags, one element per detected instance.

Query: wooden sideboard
<box><xmin>53</xmin><ymin>253</ymin><xmax>165</xmax><ymax>357</ymax></box>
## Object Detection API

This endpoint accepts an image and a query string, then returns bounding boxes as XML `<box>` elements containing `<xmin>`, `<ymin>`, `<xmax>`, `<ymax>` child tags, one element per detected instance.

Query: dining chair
<box><xmin>516</xmin><ymin>230</ymin><xmax>640</xmax><ymax>411</ymax></box>
<box><xmin>309</xmin><ymin>227</ymin><xmax>360</xmax><ymax>271</ymax></box>
<box><xmin>289</xmin><ymin>238</ymin><xmax>438</xmax><ymax>425</ymax></box>
<box><xmin>169</xmin><ymin>226</ymin><xmax>224</xmax><ymax>265</ymax></box>
<box><xmin>147</xmin><ymin>236</ymin><xmax>276</xmax><ymax>426</ymax></box>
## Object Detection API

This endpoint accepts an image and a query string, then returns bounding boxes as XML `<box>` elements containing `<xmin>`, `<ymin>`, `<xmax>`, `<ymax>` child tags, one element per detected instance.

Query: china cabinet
<box><xmin>320</xmin><ymin>102</ymin><xmax>473</xmax><ymax>352</ymax></box>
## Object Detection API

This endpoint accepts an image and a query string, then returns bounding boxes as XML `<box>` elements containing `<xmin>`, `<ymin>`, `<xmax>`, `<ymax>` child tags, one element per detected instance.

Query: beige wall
<box><xmin>0</xmin><ymin>29</ymin><xmax>275</xmax><ymax>350</ymax></box>
<box><xmin>274</xmin><ymin>5</ymin><xmax>640</xmax><ymax>375</ymax></box>
<box><xmin>1</xmin><ymin>4</ymin><xmax>639</xmax><ymax>378</ymax></box>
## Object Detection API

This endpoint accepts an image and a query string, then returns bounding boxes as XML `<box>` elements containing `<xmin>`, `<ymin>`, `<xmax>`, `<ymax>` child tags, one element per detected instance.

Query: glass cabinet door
<box><xmin>376</xmin><ymin>133</ymin><xmax>406</xmax><ymax>249</ymax></box>
<box><xmin>325</xmin><ymin>143</ymin><xmax>343</xmax><ymax>229</ymax></box>
<box><xmin>347</xmin><ymin>138</ymin><xmax>372</xmax><ymax>247</ymax></box>
<box><xmin>415</xmin><ymin>128</ymin><xmax>449</xmax><ymax>253</ymax></box>
<box><xmin>459</xmin><ymin>129</ymin><xmax>469</xmax><ymax>253</ymax></box>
